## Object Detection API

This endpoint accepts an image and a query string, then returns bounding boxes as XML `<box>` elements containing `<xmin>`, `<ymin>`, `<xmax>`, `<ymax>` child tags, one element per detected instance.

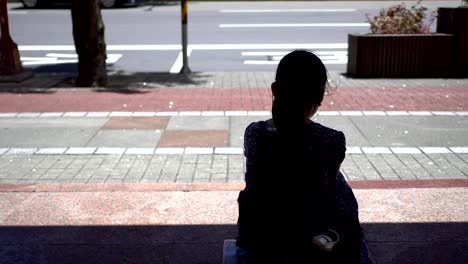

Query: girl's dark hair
<box><xmin>272</xmin><ymin>50</ymin><xmax>328</xmax><ymax>131</ymax></box>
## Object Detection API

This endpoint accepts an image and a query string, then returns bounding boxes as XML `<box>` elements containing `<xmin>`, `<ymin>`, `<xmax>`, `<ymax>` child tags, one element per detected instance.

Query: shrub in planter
<box><xmin>366</xmin><ymin>0</ymin><xmax>436</xmax><ymax>34</ymax></box>
<box><xmin>347</xmin><ymin>0</ymin><xmax>453</xmax><ymax>78</ymax></box>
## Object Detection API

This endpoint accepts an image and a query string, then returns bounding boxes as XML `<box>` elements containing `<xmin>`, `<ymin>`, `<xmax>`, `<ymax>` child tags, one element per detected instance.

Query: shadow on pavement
<box><xmin>0</xmin><ymin>61</ymin><xmax>214</xmax><ymax>93</ymax></box>
<box><xmin>0</xmin><ymin>223</ymin><xmax>466</xmax><ymax>264</ymax></box>
<box><xmin>55</xmin><ymin>71</ymin><xmax>215</xmax><ymax>90</ymax></box>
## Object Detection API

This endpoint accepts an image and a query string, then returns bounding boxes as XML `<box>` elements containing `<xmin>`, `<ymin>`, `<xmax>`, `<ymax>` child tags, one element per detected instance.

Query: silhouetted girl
<box><xmin>236</xmin><ymin>50</ymin><xmax>371</xmax><ymax>264</ymax></box>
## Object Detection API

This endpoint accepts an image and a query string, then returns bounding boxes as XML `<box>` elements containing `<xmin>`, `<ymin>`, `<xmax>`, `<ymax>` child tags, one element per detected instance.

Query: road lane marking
<box><xmin>21</xmin><ymin>53</ymin><xmax>122</xmax><ymax>66</ymax></box>
<box><xmin>19</xmin><ymin>43</ymin><xmax>349</xmax><ymax>51</ymax></box>
<box><xmin>220</xmin><ymin>9</ymin><xmax>357</xmax><ymax>13</ymax></box>
<box><xmin>242</xmin><ymin>50</ymin><xmax>347</xmax><ymax>65</ymax></box>
<box><xmin>219</xmin><ymin>23</ymin><xmax>369</xmax><ymax>28</ymax></box>
<box><xmin>19</xmin><ymin>45</ymin><xmax>182</xmax><ymax>51</ymax></box>
<box><xmin>170</xmin><ymin>47</ymin><xmax>193</xmax><ymax>73</ymax></box>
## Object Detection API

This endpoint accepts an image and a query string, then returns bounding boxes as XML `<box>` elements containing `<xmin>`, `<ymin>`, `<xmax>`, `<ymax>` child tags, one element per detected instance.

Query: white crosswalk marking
<box><xmin>242</xmin><ymin>50</ymin><xmax>347</xmax><ymax>65</ymax></box>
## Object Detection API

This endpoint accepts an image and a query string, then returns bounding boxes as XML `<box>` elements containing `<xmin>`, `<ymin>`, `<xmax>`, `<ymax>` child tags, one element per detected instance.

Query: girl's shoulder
<box><xmin>306</xmin><ymin>122</ymin><xmax>346</xmax><ymax>148</ymax></box>
<box><xmin>245</xmin><ymin>120</ymin><xmax>271</xmax><ymax>136</ymax></box>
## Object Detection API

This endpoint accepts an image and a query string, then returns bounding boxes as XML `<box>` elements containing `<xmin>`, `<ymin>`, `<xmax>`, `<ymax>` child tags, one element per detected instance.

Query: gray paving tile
<box><xmin>349</xmin><ymin>155</ymin><xmax>381</xmax><ymax>180</ymax></box>
<box><xmin>0</xmin><ymin>118</ymin><xmax>105</xmax><ymax>148</ymax></box>
<box><xmin>349</xmin><ymin>116</ymin><xmax>468</xmax><ymax>147</ymax></box>
<box><xmin>228</xmin><ymin>172</ymin><xmax>244</xmax><ymax>182</ymax></box>
<box><xmin>86</xmin><ymin>130</ymin><xmax>162</xmax><ymax>147</ymax></box>
<box><xmin>456</xmin><ymin>154</ymin><xmax>468</xmax><ymax>163</ymax></box>
<box><xmin>211</xmin><ymin>173</ymin><xmax>228</xmax><ymax>182</ymax></box>
<box><xmin>444</xmin><ymin>154</ymin><xmax>468</xmax><ymax>178</ymax></box>
<box><xmin>313</xmin><ymin>116</ymin><xmax>370</xmax><ymax>146</ymax></box>
<box><xmin>366</xmin><ymin>154</ymin><xmax>399</xmax><ymax>180</ymax></box>
<box><xmin>381</xmin><ymin>154</ymin><xmax>417</xmax><ymax>180</ymax></box>
<box><xmin>158</xmin><ymin>172</ymin><xmax>177</xmax><ymax>182</ymax></box>
<box><xmin>427</xmin><ymin>154</ymin><xmax>467</xmax><ymax>179</ymax></box>
<box><xmin>182</xmin><ymin>155</ymin><xmax>198</xmax><ymax>164</ymax></box>
<box><xmin>230</xmin><ymin>116</ymin><xmax>266</xmax><ymax>147</ymax></box>
<box><xmin>411</xmin><ymin>154</ymin><xmax>445</xmax><ymax>179</ymax></box>
<box><xmin>176</xmin><ymin>164</ymin><xmax>195</xmax><ymax>182</ymax></box>
<box><xmin>341</xmin><ymin>158</ymin><xmax>362</xmax><ymax>181</ymax></box>
<box><xmin>166</xmin><ymin>116</ymin><xmax>229</xmax><ymax>130</ymax></box>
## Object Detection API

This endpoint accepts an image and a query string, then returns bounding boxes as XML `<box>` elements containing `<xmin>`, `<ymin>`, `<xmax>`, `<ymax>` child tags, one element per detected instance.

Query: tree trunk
<box><xmin>71</xmin><ymin>0</ymin><xmax>107</xmax><ymax>87</ymax></box>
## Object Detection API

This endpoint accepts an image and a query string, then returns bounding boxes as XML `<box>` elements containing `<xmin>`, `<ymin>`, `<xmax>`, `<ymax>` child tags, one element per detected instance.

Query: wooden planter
<box><xmin>437</xmin><ymin>7</ymin><xmax>468</xmax><ymax>78</ymax></box>
<box><xmin>346</xmin><ymin>33</ymin><xmax>454</xmax><ymax>78</ymax></box>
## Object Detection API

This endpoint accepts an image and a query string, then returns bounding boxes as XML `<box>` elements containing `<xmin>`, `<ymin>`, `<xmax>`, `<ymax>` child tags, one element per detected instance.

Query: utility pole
<box><xmin>0</xmin><ymin>0</ymin><xmax>23</xmax><ymax>75</ymax></box>
<box><xmin>180</xmin><ymin>0</ymin><xmax>191</xmax><ymax>74</ymax></box>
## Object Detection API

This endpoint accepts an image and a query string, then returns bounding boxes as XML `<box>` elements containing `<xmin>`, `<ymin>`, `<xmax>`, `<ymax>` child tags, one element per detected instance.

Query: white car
<box><xmin>21</xmin><ymin>0</ymin><xmax>139</xmax><ymax>9</ymax></box>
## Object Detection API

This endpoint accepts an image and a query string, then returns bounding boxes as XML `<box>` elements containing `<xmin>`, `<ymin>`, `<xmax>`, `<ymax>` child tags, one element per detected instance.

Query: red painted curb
<box><xmin>0</xmin><ymin>179</ymin><xmax>466</xmax><ymax>192</ymax></box>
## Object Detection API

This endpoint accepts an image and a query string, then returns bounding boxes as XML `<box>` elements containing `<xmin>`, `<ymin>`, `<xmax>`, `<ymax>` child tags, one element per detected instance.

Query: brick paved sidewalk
<box><xmin>1</xmin><ymin>71</ymin><xmax>467</xmax><ymax>112</ymax></box>
<box><xmin>1</xmin><ymin>86</ymin><xmax>467</xmax><ymax>112</ymax></box>
<box><xmin>1</xmin><ymin>72</ymin><xmax>467</xmax><ymax>185</ymax></box>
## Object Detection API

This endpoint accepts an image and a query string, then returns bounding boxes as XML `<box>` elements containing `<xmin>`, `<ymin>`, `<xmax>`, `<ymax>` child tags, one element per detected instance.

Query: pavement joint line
<box><xmin>131</xmin><ymin>112</ymin><xmax>157</xmax><ymax>117</ymax></box>
<box><xmin>155</xmin><ymin>112</ymin><xmax>179</xmax><ymax>116</ymax></box>
<box><xmin>362</xmin><ymin>111</ymin><xmax>387</xmax><ymax>116</ymax></box>
<box><xmin>2</xmin><ymin>111</ymin><xmax>467</xmax><ymax>118</ymax></box>
<box><xmin>432</xmin><ymin>111</ymin><xmax>456</xmax><ymax>116</ymax></box>
<box><xmin>6</xmin><ymin>148</ymin><xmax>38</xmax><ymax>155</ymax></box>
<box><xmin>65</xmin><ymin>147</ymin><xmax>96</xmax><ymax>155</ymax></box>
<box><xmin>247</xmin><ymin>111</ymin><xmax>271</xmax><ymax>116</ymax></box>
<box><xmin>345</xmin><ymin>146</ymin><xmax>363</xmax><ymax>154</ymax></box>
<box><xmin>0</xmin><ymin>113</ymin><xmax>17</xmax><ymax>117</ymax></box>
<box><xmin>317</xmin><ymin>111</ymin><xmax>340</xmax><ymax>116</ymax></box>
<box><xmin>449</xmin><ymin>147</ymin><xmax>468</xmax><ymax>154</ymax></box>
<box><xmin>125</xmin><ymin>148</ymin><xmax>155</xmax><ymax>155</ymax></box>
<box><xmin>36</xmin><ymin>148</ymin><xmax>67</xmax><ymax>155</ymax></box>
<box><xmin>16</xmin><ymin>112</ymin><xmax>40</xmax><ymax>118</ymax></box>
<box><xmin>63</xmin><ymin>112</ymin><xmax>87</xmax><ymax>117</ymax></box>
<box><xmin>95</xmin><ymin>147</ymin><xmax>126</xmax><ymax>155</ymax></box>
<box><xmin>184</xmin><ymin>148</ymin><xmax>214</xmax><ymax>154</ymax></box>
<box><xmin>214</xmin><ymin>147</ymin><xmax>243</xmax><ymax>154</ymax></box>
<box><xmin>109</xmin><ymin>112</ymin><xmax>133</xmax><ymax>117</ymax></box>
<box><xmin>86</xmin><ymin>112</ymin><xmax>111</xmax><ymax>117</ymax></box>
<box><xmin>386</xmin><ymin>111</ymin><xmax>410</xmax><ymax>116</ymax></box>
<box><xmin>0</xmin><ymin>147</ymin><xmax>466</xmax><ymax>155</ymax></box>
<box><xmin>201</xmin><ymin>111</ymin><xmax>225</xmax><ymax>116</ymax></box>
<box><xmin>390</xmin><ymin>147</ymin><xmax>422</xmax><ymax>154</ymax></box>
<box><xmin>361</xmin><ymin>147</ymin><xmax>392</xmax><ymax>154</ymax></box>
<box><xmin>225</xmin><ymin>111</ymin><xmax>248</xmax><ymax>116</ymax></box>
<box><xmin>420</xmin><ymin>147</ymin><xmax>452</xmax><ymax>154</ymax></box>
<box><xmin>340</xmin><ymin>111</ymin><xmax>364</xmax><ymax>116</ymax></box>
<box><xmin>179</xmin><ymin>111</ymin><xmax>202</xmax><ymax>116</ymax></box>
<box><xmin>408</xmin><ymin>111</ymin><xmax>433</xmax><ymax>116</ymax></box>
<box><xmin>39</xmin><ymin>112</ymin><xmax>64</xmax><ymax>117</ymax></box>
<box><xmin>154</xmin><ymin>148</ymin><xmax>184</xmax><ymax>154</ymax></box>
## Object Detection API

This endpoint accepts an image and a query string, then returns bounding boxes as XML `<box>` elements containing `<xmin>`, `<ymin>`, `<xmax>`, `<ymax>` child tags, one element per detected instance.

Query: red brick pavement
<box><xmin>0</xmin><ymin>86</ymin><xmax>467</xmax><ymax>112</ymax></box>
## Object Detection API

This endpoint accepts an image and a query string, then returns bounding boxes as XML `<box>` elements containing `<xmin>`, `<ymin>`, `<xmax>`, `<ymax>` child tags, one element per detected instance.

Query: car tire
<box><xmin>100</xmin><ymin>0</ymin><xmax>117</xmax><ymax>8</ymax></box>
<box><xmin>21</xmin><ymin>0</ymin><xmax>42</xmax><ymax>8</ymax></box>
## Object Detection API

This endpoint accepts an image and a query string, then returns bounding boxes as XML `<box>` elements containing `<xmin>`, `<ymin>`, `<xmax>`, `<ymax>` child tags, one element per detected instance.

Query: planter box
<box><xmin>346</xmin><ymin>33</ymin><xmax>454</xmax><ymax>78</ymax></box>
<box><xmin>437</xmin><ymin>7</ymin><xmax>468</xmax><ymax>78</ymax></box>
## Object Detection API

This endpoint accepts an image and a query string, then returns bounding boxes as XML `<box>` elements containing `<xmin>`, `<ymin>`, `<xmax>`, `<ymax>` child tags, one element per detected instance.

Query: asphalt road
<box><xmin>7</xmin><ymin>1</ymin><xmax>461</xmax><ymax>74</ymax></box>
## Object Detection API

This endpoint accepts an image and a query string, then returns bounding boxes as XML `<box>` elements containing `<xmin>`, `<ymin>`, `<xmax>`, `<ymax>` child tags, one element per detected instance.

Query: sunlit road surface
<box><xmin>8</xmin><ymin>1</ymin><xmax>461</xmax><ymax>73</ymax></box>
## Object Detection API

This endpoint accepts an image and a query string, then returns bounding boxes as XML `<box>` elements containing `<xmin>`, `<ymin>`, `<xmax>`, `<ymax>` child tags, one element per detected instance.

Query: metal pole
<box><xmin>180</xmin><ymin>0</ymin><xmax>191</xmax><ymax>74</ymax></box>
<box><xmin>0</xmin><ymin>0</ymin><xmax>23</xmax><ymax>75</ymax></box>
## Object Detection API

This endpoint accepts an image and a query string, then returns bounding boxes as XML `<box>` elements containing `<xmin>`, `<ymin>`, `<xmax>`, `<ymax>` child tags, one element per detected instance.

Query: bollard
<box><xmin>180</xmin><ymin>0</ymin><xmax>191</xmax><ymax>74</ymax></box>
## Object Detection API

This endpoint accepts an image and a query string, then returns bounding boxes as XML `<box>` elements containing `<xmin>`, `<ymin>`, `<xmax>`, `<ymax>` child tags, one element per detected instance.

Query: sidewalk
<box><xmin>0</xmin><ymin>71</ymin><xmax>467</xmax><ymax>264</ymax></box>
